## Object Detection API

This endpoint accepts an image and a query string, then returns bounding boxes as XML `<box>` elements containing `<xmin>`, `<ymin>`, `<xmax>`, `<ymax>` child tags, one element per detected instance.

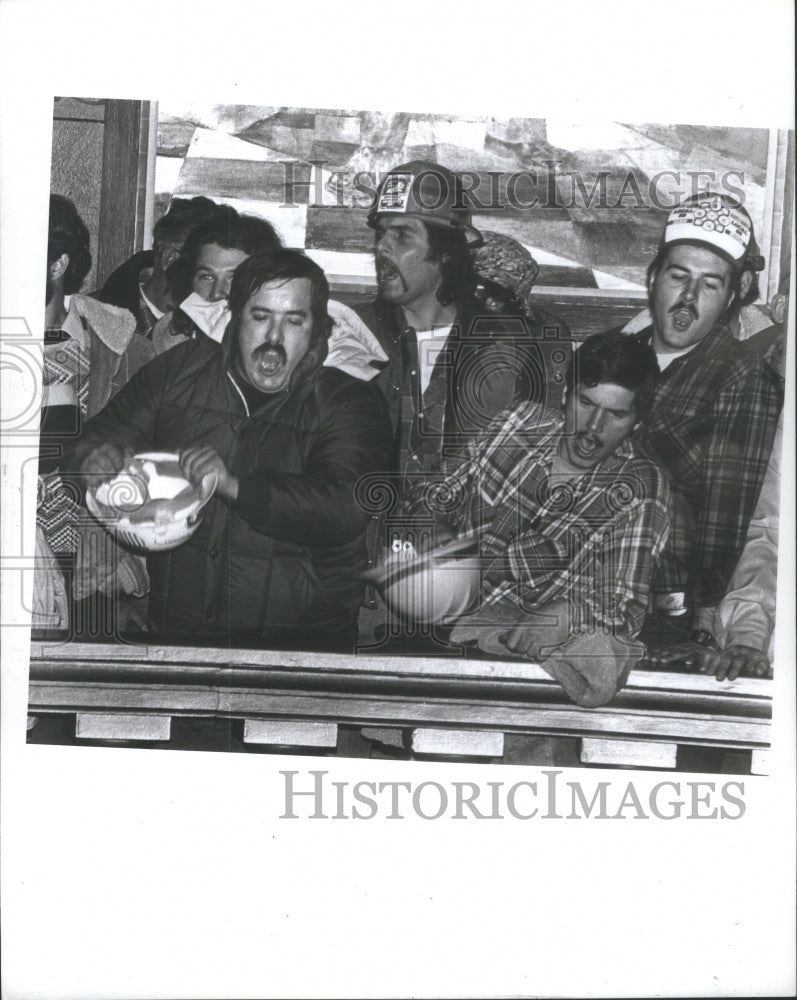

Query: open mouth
<box><xmin>377</xmin><ymin>262</ymin><xmax>401</xmax><ymax>284</ymax></box>
<box><xmin>255</xmin><ymin>346</ymin><xmax>285</xmax><ymax>376</ymax></box>
<box><xmin>671</xmin><ymin>307</ymin><xmax>696</xmax><ymax>330</ymax></box>
<box><xmin>574</xmin><ymin>435</ymin><xmax>601</xmax><ymax>460</ymax></box>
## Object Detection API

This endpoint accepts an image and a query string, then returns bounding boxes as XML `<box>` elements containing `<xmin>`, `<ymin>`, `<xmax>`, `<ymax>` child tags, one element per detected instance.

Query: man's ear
<box><xmin>48</xmin><ymin>253</ymin><xmax>69</xmax><ymax>282</ymax></box>
<box><xmin>770</xmin><ymin>292</ymin><xmax>787</xmax><ymax>325</ymax></box>
<box><xmin>738</xmin><ymin>269</ymin><xmax>753</xmax><ymax>302</ymax></box>
<box><xmin>159</xmin><ymin>245</ymin><xmax>180</xmax><ymax>271</ymax></box>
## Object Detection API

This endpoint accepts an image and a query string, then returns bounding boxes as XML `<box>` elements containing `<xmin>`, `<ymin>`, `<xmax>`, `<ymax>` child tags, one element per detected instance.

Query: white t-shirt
<box><xmin>655</xmin><ymin>344</ymin><xmax>697</xmax><ymax>371</ymax></box>
<box><xmin>415</xmin><ymin>325</ymin><xmax>452</xmax><ymax>395</ymax></box>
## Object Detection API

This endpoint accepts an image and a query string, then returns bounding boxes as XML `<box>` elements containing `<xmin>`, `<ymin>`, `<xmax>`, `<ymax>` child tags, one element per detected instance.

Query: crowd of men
<box><xmin>34</xmin><ymin>160</ymin><xmax>787</xmax><ymax>707</ymax></box>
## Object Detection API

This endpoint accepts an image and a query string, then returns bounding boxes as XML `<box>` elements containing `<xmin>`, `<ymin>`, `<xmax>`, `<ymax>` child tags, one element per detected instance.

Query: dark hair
<box><xmin>48</xmin><ymin>194</ymin><xmax>92</xmax><ymax>294</ymax></box>
<box><xmin>166</xmin><ymin>205</ymin><xmax>281</xmax><ymax>304</ymax></box>
<box><xmin>153</xmin><ymin>196</ymin><xmax>218</xmax><ymax>246</ymax></box>
<box><xmin>423</xmin><ymin>223</ymin><xmax>477</xmax><ymax>306</ymax></box>
<box><xmin>228</xmin><ymin>248</ymin><xmax>332</xmax><ymax>344</ymax></box>
<box><xmin>566</xmin><ymin>331</ymin><xmax>659</xmax><ymax>422</ymax></box>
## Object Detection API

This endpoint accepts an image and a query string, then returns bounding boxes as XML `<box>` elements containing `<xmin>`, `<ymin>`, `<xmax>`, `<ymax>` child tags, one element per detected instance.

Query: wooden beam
<box><xmin>28</xmin><ymin>641</ymin><xmax>773</xmax><ymax>755</ymax></box>
<box><xmin>95</xmin><ymin>100</ymin><xmax>151</xmax><ymax>287</ymax></box>
<box><xmin>28</xmin><ymin>678</ymin><xmax>772</xmax><ymax>748</ymax></box>
<box><xmin>750</xmin><ymin>749</ymin><xmax>771</xmax><ymax>776</ymax></box>
<box><xmin>242</xmin><ymin>720</ymin><xmax>338</xmax><ymax>747</ymax></box>
<box><xmin>28</xmin><ymin>641</ymin><xmax>774</xmax><ymax>699</ymax></box>
<box><xmin>581</xmin><ymin>738</ymin><xmax>677</xmax><ymax>769</ymax></box>
<box><xmin>411</xmin><ymin>728</ymin><xmax>504</xmax><ymax>757</ymax></box>
<box><xmin>75</xmin><ymin>712</ymin><xmax>170</xmax><ymax>741</ymax></box>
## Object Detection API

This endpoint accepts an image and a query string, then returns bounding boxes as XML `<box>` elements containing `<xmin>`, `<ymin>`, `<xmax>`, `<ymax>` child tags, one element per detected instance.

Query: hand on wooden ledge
<box><xmin>499</xmin><ymin>599</ymin><xmax>573</xmax><ymax>661</ymax></box>
<box><xmin>714</xmin><ymin>645</ymin><xmax>772</xmax><ymax>681</ymax></box>
<box><xmin>642</xmin><ymin>641</ymin><xmax>720</xmax><ymax>672</ymax></box>
<box><xmin>642</xmin><ymin>641</ymin><xmax>772</xmax><ymax>681</ymax></box>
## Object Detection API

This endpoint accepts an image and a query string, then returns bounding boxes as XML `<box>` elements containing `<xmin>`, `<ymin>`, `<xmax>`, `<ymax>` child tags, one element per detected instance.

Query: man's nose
<box><xmin>586</xmin><ymin>407</ymin><xmax>605</xmax><ymax>432</ymax></box>
<box><xmin>264</xmin><ymin>321</ymin><xmax>283</xmax><ymax>344</ymax></box>
<box><xmin>681</xmin><ymin>280</ymin><xmax>698</xmax><ymax>303</ymax></box>
<box><xmin>209</xmin><ymin>277</ymin><xmax>230</xmax><ymax>301</ymax></box>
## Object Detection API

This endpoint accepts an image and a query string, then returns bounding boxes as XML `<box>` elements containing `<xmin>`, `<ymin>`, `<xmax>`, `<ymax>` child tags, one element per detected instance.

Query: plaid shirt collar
<box><xmin>635</xmin><ymin>319</ymin><xmax>735</xmax><ymax>378</ymax></box>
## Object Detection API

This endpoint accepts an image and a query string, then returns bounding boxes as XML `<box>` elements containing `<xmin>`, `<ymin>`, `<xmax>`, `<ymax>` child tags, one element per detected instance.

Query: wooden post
<box><xmin>95</xmin><ymin>100</ymin><xmax>152</xmax><ymax>287</ymax></box>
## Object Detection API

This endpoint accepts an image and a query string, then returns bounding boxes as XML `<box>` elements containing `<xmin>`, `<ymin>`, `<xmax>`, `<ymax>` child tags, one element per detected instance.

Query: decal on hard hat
<box><xmin>376</xmin><ymin>172</ymin><xmax>414</xmax><ymax>213</ymax></box>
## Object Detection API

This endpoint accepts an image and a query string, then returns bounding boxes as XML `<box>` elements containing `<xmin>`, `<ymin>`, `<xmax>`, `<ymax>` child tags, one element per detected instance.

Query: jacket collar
<box><xmin>65</xmin><ymin>293</ymin><xmax>137</xmax><ymax>354</ymax></box>
<box><xmin>638</xmin><ymin>319</ymin><xmax>734</xmax><ymax>355</ymax></box>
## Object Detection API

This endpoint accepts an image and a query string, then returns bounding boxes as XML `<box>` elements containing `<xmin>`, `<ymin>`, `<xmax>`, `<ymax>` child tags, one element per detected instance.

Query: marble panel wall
<box><xmin>155</xmin><ymin>103</ymin><xmax>774</xmax><ymax>293</ymax></box>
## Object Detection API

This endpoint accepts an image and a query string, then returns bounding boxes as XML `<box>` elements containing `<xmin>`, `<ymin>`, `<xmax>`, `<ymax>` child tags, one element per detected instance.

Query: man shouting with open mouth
<box><xmin>629</xmin><ymin>192</ymin><xmax>783</xmax><ymax>673</ymax></box>
<box><xmin>67</xmin><ymin>248</ymin><xmax>392</xmax><ymax>649</ymax></box>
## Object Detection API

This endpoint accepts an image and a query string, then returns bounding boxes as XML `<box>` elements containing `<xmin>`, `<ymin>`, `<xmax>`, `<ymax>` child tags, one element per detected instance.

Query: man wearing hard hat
<box><xmin>357</xmin><ymin>160</ymin><xmax>562</xmax><ymax>490</ymax></box>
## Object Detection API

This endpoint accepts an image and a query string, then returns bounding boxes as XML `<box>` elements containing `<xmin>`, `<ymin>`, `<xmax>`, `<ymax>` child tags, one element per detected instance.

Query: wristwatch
<box><xmin>689</xmin><ymin>628</ymin><xmax>718</xmax><ymax>650</ymax></box>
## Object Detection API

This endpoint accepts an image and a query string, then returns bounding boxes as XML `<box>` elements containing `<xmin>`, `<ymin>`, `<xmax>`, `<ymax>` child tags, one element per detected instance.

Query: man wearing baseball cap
<box><xmin>632</xmin><ymin>192</ymin><xmax>783</xmax><ymax>669</ymax></box>
<box><xmin>356</xmin><ymin>160</ymin><xmax>559</xmax><ymax>491</ymax></box>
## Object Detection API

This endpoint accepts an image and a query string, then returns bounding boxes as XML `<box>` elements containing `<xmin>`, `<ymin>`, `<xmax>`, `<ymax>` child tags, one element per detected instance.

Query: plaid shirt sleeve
<box><xmin>408</xmin><ymin>405</ymin><xmax>671</xmax><ymax>639</ymax></box>
<box><xmin>690</xmin><ymin>365</ymin><xmax>782</xmax><ymax>605</ymax></box>
<box><xmin>488</xmin><ymin>461</ymin><xmax>672</xmax><ymax>638</ymax></box>
<box><xmin>484</xmin><ymin>533</ymin><xmax>570</xmax><ymax>593</ymax></box>
<box><xmin>405</xmin><ymin>405</ymin><xmax>542</xmax><ymax>530</ymax></box>
<box><xmin>580</xmin><ymin>472</ymin><xmax>672</xmax><ymax>637</ymax></box>
<box><xmin>404</xmin><ymin>449</ymin><xmax>475</xmax><ymax>530</ymax></box>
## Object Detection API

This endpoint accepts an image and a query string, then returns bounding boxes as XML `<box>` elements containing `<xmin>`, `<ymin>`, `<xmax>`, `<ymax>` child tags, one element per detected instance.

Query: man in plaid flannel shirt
<box><xmin>632</xmin><ymin>193</ymin><xmax>783</xmax><ymax>671</ymax></box>
<box><xmin>406</xmin><ymin>332</ymin><xmax>671</xmax><ymax>681</ymax></box>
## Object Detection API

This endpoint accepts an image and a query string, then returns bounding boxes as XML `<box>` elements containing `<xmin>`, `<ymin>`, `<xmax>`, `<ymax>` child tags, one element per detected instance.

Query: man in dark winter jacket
<box><xmin>69</xmin><ymin>249</ymin><xmax>393</xmax><ymax>649</ymax></box>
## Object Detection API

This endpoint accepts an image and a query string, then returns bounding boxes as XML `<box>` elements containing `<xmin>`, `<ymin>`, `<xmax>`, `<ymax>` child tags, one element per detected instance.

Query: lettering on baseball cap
<box><xmin>664</xmin><ymin>193</ymin><xmax>760</xmax><ymax>267</ymax></box>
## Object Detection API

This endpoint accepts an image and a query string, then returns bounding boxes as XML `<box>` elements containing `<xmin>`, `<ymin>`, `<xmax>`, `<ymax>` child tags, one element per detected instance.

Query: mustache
<box><xmin>376</xmin><ymin>258</ymin><xmax>401</xmax><ymax>279</ymax></box>
<box><xmin>252</xmin><ymin>342</ymin><xmax>287</xmax><ymax>364</ymax></box>
<box><xmin>670</xmin><ymin>301</ymin><xmax>698</xmax><ymax>319</ymax></box>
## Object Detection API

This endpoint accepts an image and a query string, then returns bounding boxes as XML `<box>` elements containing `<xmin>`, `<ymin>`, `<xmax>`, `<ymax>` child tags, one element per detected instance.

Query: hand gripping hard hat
<box><xmin>367</xmin><ymin>160</ymin><xmax>483</xmax><ymax>247</ymax></box>
<box><xmin>86</xmin><ymin>453</ymin><xmax>217</xmax><ymax>552</ymax></box>
<box><xmin>362</xmin><ymin>535</ymin><xmax>482</xmax><ymax>626</ymax></box>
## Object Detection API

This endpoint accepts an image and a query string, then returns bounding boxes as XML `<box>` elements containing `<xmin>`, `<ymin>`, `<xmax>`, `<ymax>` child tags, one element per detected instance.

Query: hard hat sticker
<box><xmin>377</xmin><ymin>172</ymin><xmax>414</xmax><ymax>213</ymax></box>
